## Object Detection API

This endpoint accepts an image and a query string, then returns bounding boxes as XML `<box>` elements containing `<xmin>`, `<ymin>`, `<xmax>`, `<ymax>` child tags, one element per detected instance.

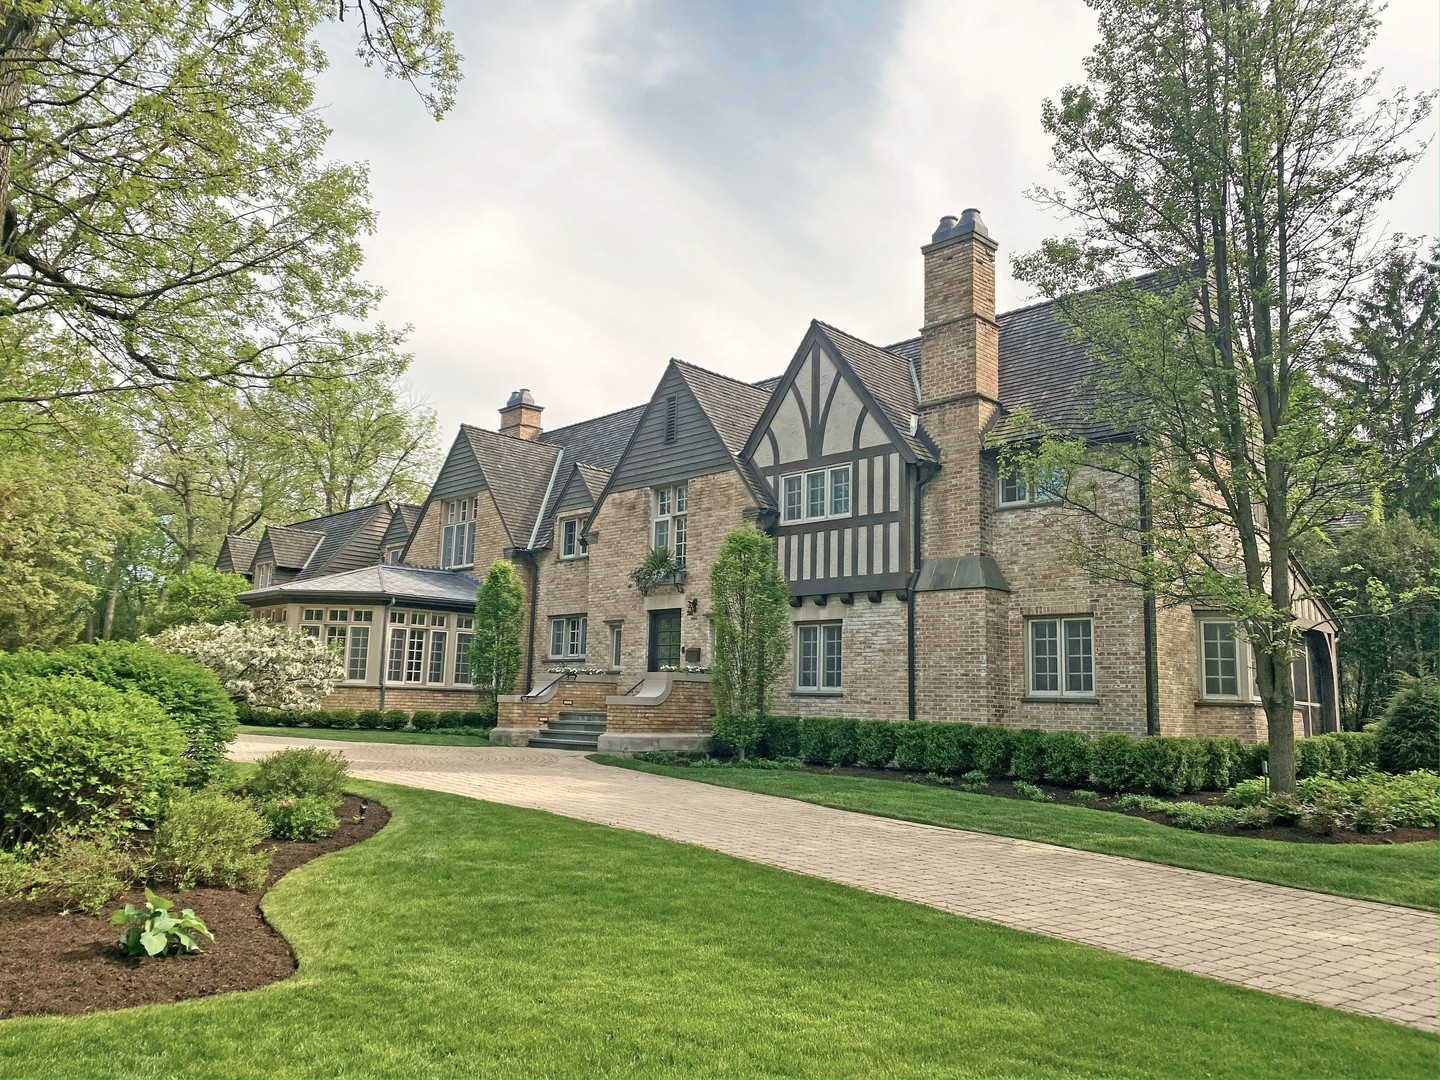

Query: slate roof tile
<box><xmin>217</xmin><ymin>535</ymin><xmax>259</xmax><ymax>576</ymax></box>
<box><xmin>240</xmin><ymin>564</ymin><xmax>479</xmax><ymax>607</ymax></box>
<box><xmin>287</xmin><ymin>503</ymin><xmax>393</xmax><ymax>579</ymax></box>
<box><xmin>540</xmin><ymin>404</ymin><xmax>647</xmax><ymax>469</ymax></box>
<box><xmin>814</xmin><ymin>322</ymin><xmax>937</xmax><ymax>462</ymax></box>
<box><xmin>460</xmin><ymin>426</ymin><xmax>561</xmax><ymax>546</ymax></box>
<box><xmin>262</xmin><ymin>526</ymin><xmax>325</xmax><ymax>569</ymax></box>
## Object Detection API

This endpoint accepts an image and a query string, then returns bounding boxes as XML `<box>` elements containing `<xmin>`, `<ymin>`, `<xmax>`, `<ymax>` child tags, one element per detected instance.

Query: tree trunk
<box><xmin>1257</xmin><ymin>648</ymin><xmax>1297</xmax><ymax>792</ymax></box>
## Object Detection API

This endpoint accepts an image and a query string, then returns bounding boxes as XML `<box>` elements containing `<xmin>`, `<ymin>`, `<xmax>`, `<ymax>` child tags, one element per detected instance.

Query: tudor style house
<box><xmin>228</xmin><ymin>209</ymin><xmax>1340</xmax><ymax>750</ymax></box>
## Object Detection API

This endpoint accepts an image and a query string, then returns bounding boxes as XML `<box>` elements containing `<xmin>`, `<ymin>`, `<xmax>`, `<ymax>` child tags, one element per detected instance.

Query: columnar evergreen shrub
<box><xmin>0</xmin><ymin>642</ymin><xmax>236</xmax><ymax>785</ymax></box>
<box><xmin>854</xmin><ymin>719</ymin><xmax>898</xmax><ymax>768</ymax></box>
<box><xmin>971</xmin><ymin>725</ymin><xmax>1013</xmax><ymax>778</ymax></box>
<box><xmin>893</xmin><ymin>721</ymin><xmax>929</xmax><ymax>771</ymax></box>
<box><xmin>1040</xmin><ymin>731</ymin><xmax>1092</xmax><ymax>785</ymax></box>
<box><xmin>0</xmin><ymin>673</ymin><xmax>185</xmax><ymax>846</ymax></box>
<box><xmin>1134</xmin><ymin>737</ymin><xmax>1205</xmax><ymax>795</ymax></box>
<box><xmin>1376</xmin><ymin>676</ymin><xmax>1439</xmax><ymax>774</ymax></box>
<box><xmin>1198</xmin><ymin>737</ymin><xmax>1247</xmax><ymax>790</ymax></box>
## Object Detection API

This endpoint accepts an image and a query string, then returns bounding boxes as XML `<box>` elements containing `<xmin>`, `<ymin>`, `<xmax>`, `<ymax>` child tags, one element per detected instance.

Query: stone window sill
<box><xmin>1195</xmin><ymin>698</ymin><xmax>1260</xmax><ymax>707</ymax></box>
<box><xmin>792</xmin><ymin>689</ymin><xmax>844</xmax><ymax>697</ymax></box>
<box><xmin>1021</xmin><ymin>695</ymin><xmax>1100</xmax><ymax>705</ymax></box>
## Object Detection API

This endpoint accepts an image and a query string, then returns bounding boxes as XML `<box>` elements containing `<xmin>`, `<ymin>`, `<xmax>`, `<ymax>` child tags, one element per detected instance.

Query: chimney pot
<box><xmin>499</xmin><ymin>388</ymin><xmax>543</xmax><ymax>439</ymax></box>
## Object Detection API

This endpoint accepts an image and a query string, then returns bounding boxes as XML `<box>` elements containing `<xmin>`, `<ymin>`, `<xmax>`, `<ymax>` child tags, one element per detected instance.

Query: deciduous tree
<box><xmin>1012</xmin><ymin>0</ymin><xmax>1431</xmax><ymax>790</ymax></box>
<box><xmin>468</xmin><ymin>560</ymin><xmax>525</xmax><ymax>709</ymax></box>
<box><xmin>709</xmin><ymin>527</ymin><xmax>790</xmax><ymax>759</ymax></box>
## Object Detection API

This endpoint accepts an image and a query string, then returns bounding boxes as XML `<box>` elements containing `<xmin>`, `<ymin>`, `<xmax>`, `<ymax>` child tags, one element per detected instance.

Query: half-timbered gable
<box><xmin>745</xmin><ymin>322</ymin><xmax>935</xmax><ymax>598</ymax></box>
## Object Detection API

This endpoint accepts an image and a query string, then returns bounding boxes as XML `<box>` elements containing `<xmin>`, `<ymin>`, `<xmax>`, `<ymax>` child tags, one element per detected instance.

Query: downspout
<box><xmin>521</xmin><ymin>550</ymin><xmax>539</xmax><ymax>694</ymax></box>
<box><xmin>378</xmin><ymin>587</ymin><xmax>398</xmax><ymax>712</ymax></box>
<box><xmin>1139</xmin><ymin>462</ymin><xmax>1160</xmax><ymax>736</ymax></box>
<box><xmin>908</xmin><ymin>464</ymin><xmax>932</xmax><ymax>722</ymax></box>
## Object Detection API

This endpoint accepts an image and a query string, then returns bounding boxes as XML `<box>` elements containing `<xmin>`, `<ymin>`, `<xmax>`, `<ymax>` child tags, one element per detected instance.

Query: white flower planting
<box><xmin>149</xmin><ymin>620</ymin><xmax>344</xmax><ymax>708</ymax></box>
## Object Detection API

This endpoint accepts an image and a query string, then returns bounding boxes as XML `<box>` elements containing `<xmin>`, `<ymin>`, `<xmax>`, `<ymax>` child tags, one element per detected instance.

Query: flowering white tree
<box><xmin>150</xmin><ymin>621</ymin><xmax>343</xmax><ymax>709</ymax></box>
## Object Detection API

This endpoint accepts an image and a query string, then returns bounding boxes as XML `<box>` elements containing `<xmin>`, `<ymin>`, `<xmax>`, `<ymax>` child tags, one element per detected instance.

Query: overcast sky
<box><xmin>311</xmin><ymin>0</ymin><xmax>1439</xmax><ymax>440</ymax></box>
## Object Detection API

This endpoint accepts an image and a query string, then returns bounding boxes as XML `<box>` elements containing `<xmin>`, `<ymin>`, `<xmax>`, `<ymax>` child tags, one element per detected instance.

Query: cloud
<box><xmin>311</xmin><ymin>0</ymin><xmax>1439</xmax><ymax>440</ymax></box>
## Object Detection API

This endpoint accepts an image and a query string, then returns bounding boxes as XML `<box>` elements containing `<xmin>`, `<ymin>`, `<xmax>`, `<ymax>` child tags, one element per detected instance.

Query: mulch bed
<box><xmin>0</xmin><ymin>794</ymin><xmax>389</xmax><ymax>1020</ymax></box>
<box><xmin>815</xmin><ymin>766</ymin><xmax>1437</xmax><ymax>844</ymax></box>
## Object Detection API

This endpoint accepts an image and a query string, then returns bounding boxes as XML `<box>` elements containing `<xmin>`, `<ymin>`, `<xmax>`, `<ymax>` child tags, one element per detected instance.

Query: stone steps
<box><xmin>529</xmin><ymin>710</ymin><xmax>607</xmax><ymax>751</ymax></box>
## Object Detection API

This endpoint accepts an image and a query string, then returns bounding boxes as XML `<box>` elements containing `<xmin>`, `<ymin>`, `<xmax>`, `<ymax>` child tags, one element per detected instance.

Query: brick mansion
<box><xmin>221</xmin><ymin>210</ymin><xmax>1341</xmax><ymax>753</ymax></box>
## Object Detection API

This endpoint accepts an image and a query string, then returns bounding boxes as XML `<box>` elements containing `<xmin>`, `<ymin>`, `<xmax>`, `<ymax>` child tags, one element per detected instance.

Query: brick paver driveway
<box><xmin>232</xmin><ymin>735</ymin><xmax>1438</xmax><ymax>1031</ymax></box>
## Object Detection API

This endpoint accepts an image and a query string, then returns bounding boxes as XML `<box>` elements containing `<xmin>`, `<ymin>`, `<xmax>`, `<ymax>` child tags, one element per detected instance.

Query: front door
<box><xmin>647</xmin><ymin>609</ymin><xmax>681</xmax><ymax>671</ymax></box>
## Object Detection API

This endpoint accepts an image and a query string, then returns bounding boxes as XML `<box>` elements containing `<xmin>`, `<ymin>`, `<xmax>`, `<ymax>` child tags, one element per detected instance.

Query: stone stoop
<box><xmin>528</xmin><ymin>710</ymin><xmax>608</xmax><ymax>752</ymax></box>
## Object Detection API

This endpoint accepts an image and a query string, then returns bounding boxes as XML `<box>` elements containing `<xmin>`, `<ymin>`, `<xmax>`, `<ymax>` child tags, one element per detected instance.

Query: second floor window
<box><xmin>999</xmin><ymin>468</ymin><xmax>1061</xmax><ymax>508</ymax></box>
<box><xmin>560</xmin><ymin>517</ymin><xmax>584</xmax><ymax>559</ymax></box>
<box><xmin>653</xmin><ymin>484</ymin><xmax>687</xmax><ymax>567</ymax></box>
<box><xmin>254</xmin><ymin>562</ymin><xmax>274</xmax><ymax>588</ymax></box>
<box><xmin>441</xmin><ymin>496</ymin><xmax>477</xmax><ymax>567</ymax></box>
<box><xmin>781</xmin><ymin>466</ymin><xmax>852</xmax><ymax>523</ymax></box>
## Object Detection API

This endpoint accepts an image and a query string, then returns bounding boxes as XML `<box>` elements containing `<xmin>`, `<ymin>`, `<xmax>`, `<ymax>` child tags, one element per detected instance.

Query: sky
<box><xmin>310</xmin><ymin>0</ymin><xmax>1440</xmax><ymax>441</ymax></box>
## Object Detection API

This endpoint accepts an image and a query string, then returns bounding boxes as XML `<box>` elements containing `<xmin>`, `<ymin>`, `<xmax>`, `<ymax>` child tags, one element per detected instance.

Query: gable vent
<box><xmin>663</xmin><ymin>394</ymin><xmax>679</xmax><ymax>445</ymax></box>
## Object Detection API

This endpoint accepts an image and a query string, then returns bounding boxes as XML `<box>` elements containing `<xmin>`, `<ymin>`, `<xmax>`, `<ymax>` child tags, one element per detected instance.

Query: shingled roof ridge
<box><xmin>539</xmin><ymin>401</ymin><xmax>648</xmax><ymax>442</ymax></box>
<box><xmin>285</xmin><ymin>501</ymin><xmax>390</xmax><ymax>531</ymax></box>
<box><xmin>670</xmin><ymin>355</ymin><xmax>772</xmax><ymax>392</ymax></box>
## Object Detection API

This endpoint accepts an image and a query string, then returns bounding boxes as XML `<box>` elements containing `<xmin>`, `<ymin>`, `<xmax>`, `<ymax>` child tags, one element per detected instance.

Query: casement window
<box><xmin>301</xmin><ymin>624</ymin><xmax>321</xmax><ymax>639</ymax></box>
<box><xmin>999</xmin><ymin>468</ymin><xmax>1062</xmax><ymax>508</ymax></box>
<box><xmin>781</xmin><ymin>466</ymin><xmax>852</xmax><ymax>523</ymax></box>
<box><xmin>254</xmin><ymin>563</ymin><xmax>274</xmax><ymax>588</ymax></box>
<box><xmin>441</xmin><ymin>496</ymin><xmax>478</xmax><ymax>568</ymax></box>
<box><xmin>1198</xmin><ymin>618</ymin><xmax>1257</xmax><ymax>700</ymax></box>
<box><xmin>1027</xmin><ymin>616</ymin><xmax>1095</xmax><ymax>697</ymax></box>
<box><xmin>796</xmin><ymin>622</ymin><xmax>843</xmax><ymax>691</ymax></box>
<box><xmin>549</xmin><ymin>615</ymin><xmax>587</xmax><ymax>660</ymax></box>
<box><xmin>559</xmin><ymin>517</ymin><xmax>585</xmax><ymax>559</ymax></box>
<box><xmin>325</xmin><ymin>624</ymin><xmax>347</xmax><ymax>656</ymax></box>
<box><xmin>609</xmin><ymin>625</ymin><xmax>623</xmax><ymax>670</ymax></box>
<box><xmin>327</xmin><ymin>609</ymin><xmax>348</xmax><ymax>622</ymax></box>
<box><xmin>652</xmin><ymin>484</ymin><xmax>687</xmax><ymax>567</ymax></box>
<box><xmin>347</xmin><ymin>627</ymin><xmax>369</xmax><ymax>681</ymax></box>
<box><xmin>303</xmin><ymin>608</ymin><xmax>323</xmax><ymax>622</ymax></box>
<box><xmin>384</xmin><ymin>546</ymin><xmax>403</xmax><ymax>565</ymax></box>
<box><xmin>428</xmin><ymin>631</ymin><xmax>448</xmax><ymax>684</ymax></box>
<box><xmin>454</xmin><ymin>617</ymin><xmax>473</xmax><ymax>685</ymax></box>
<box><xmin>352</xmin><ymin>610</ymin><xmax>373</xmax><ymax>623</ymax></box>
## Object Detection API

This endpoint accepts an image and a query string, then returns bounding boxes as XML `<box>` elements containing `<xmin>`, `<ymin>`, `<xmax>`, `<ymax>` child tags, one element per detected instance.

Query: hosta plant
<box><xmin>109</xmin><ymin>888</ymin><xmax>214</xmax><ymax>957</ymax></box>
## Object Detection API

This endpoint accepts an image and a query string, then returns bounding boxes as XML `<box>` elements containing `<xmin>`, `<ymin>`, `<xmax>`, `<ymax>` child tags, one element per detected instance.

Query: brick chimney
<box><xmin>918</xmin><ymin>209</ymin><xmax>1001</xmax><ymax>557</ymax></box>
<box><xmin>499</xmin><ymin>389</ymin><xmax>543</xmax><ymax>440</ymax></box>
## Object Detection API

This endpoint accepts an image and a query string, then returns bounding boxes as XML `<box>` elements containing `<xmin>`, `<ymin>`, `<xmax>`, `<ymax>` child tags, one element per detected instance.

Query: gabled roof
<box><xmin>539</xmin><ymin>404</ymin><xmax>647</xmax><ymax>469</ymax></box>
<box><xmin>239</xmin><ymin>564</ymin><xmax>479</xmax><ymax>608</ymax></box>
<box><xmin>381</xmin><ymin>503</ymin><xmax>421</xmax><ymax>549</ymax></box>
<box><xmin>574</xmin><ymin>462</ymin><xmax>610</xmax><ymax>498</ymax></box>
<box><xmin>285</xmin><ymin>503</ymin><xmax>394</xmax><ymax>579</ymax></box>
<box><xmin>672</xmin><ymin>359</ymin><xmax>776</xmax><ymax>506</ymax></box>
<box><xmin>217</xmin><ymin>535</ymin><xmax>259</xmax><ymax>576</ymax></box>
<box><xmin>814</xmin><ymin>322</ymin><xmax>938</xmax><ymax>462</ymax></box>
<box><xmin>257</xmin><ymin>525</ymin><xmax>324</xmax><ymax>570</ymax></box>
<box><xmin>459</xmin><ymin>425</ymin><xmax>561</xmax><ymax>546</ymax></box>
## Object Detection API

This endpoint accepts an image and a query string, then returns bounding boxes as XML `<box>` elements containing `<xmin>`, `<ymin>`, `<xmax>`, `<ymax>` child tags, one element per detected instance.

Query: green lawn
<box><xmin>1</xmin><ymin>782</ymin><xmax>1433</xmax><ymax>1078</ymax></box>
<box><xmin>594</xmin><ymin>757</ymin><xmax>1439</xmax><ymax>911</ymax></box>
<box><xmin>237</xmin><ymin>723</ymin><xmax>494</xmax><ymax>746</ymax></box>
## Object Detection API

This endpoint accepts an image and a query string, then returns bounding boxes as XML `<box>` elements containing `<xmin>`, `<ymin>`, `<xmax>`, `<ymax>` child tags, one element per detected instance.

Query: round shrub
<box><xmin>922</xmin><ymin>723</ymin><xmax>968</xmax><ymax>775</ymax></box>
<box><xmin>0</xmin><ymin>673</ymin><xmax>185</xmax><ymax>846</ymax></box>
<box><xmin>971</xmin><ymin>725</ymin><xmax>1012</xmax><ymax>778</ymax></box>
<box><xmin>355</xmin><ymin>709</ymin><xmax>384</xmax><ymax>730</ymax></box>
<box><xmin>893</xmin><ymin>721</ymin><xmax>929</xmax><ymax>772</ymax></box>
<box><xmin>1040</xmin><ymin>731</ymin><xmax>1092</xmax><ymax>786</ymax></box>
<box><xmin>263</xmin><ymin>795</ymin><xmax>340</xmax><ymax>840</ymax></box>
<box><xmin>151</xmin><ymin>788</ymin><xmax>270</xmax><ymax>890</ymax></box>
<box><xmin>410</xmin><ymin>710</ymin><xmax>439</xmax><ymax>732</ymax></box>
<box><xmin>1008</xmin><ymin>728</ymin><xmax>1047</xmax><ymax>783</ymax></box>
<box><xmin>29</xmin><ymin>834</ymin><xmax>140</xmax><ymax>913</ymax></box>
<box><xmin>758</xmin><ymin>715</ymin><xmax>801</xmax><ymax>759</ymax></box>
<box><xmin>799</xmin><ymin>717</ymin><xmax>858</xmax><ymax>766</ymax></box>
<box><xmin>436</xmin><ymin>709</ymin><xmax>466</xmax><ymax>729</ymax></box>
<box><xmin>326</xmin><ymin>708</ymin><xmax>359</xmax><ymax>729</ymax></box>
<box><xmin>380</xmin><ymin>709</ymin><xmax>409</xmax><ymax>731</ymax></box>
<box><xmin>249</xmin><ymin>747</ymin><xmax>349</xmax><ymax>803</ymax></box>
<box><xmin>854</xmin><ymin>719</ymin><xmax>898</xmax><ymax>768</ymax></box>
<box><xmin>1376</xmin><ymin>676</ymin><xmax>1438</xmax><ymax>775</ymax></box>
<box><xmin>1089</xmin><ymin>733</ymin><xmax>1143</xmax><ymax>792</ymax></box>
<box><xmin>0</xmin><ymin>642</ymin><xmax>236</xmax><ymax>786</ymax></box>
<box><xmin>458</xmin><ymin>709</ymin><xmax>495</xmax><ymax>729</ymax></box>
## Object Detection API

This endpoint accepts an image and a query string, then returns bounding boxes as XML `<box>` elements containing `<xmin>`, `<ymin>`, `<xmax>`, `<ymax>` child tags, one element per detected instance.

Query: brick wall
<box><xmin>495</xmin><ymin>675</ymin><xmax>615</xmax><ymax>732</ymax></box>
<box><xmin>585</xmin><ymin>469</ymin><xmax>755</xmax><ymax>682</ymax></box>
<box><xmin>777</xmin><ymin>597</ymin><xmax>909</xmax><ymax>721</ymax></box>
<box><xmin>532</xmin><ymin>545</ymin><xmax>591</xmax><ymax>665</ymax></box>
<box><xmin>606</xmin><ymin>678</ymin><xmax>715</xmax><ymax>735</ymax></box>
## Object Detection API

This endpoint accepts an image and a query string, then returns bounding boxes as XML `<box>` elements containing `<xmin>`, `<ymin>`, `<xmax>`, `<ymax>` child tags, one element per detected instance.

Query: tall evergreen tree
<box><xmin>469</xmin><ymin>560</ymin><xmax>526</xmax><ymax>711</ymax></box>
<box><xmin>709</xmin><ymin>527</ymin><xmax>790</xmax><ymax>759</ymax></box>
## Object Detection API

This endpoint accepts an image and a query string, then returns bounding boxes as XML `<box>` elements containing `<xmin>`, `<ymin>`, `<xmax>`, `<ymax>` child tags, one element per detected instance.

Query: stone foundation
<box><xmin>322</xmin><ymin>685</ymin><xmax>484</xmax><ymax>714</ymax></box>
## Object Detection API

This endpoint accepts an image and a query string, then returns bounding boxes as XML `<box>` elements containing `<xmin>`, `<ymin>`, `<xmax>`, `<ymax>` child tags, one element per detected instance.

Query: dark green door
<box><xmin>647</xmin><ymin>609</ymin><xmax>681</xmax><ymax>671</ymax></box>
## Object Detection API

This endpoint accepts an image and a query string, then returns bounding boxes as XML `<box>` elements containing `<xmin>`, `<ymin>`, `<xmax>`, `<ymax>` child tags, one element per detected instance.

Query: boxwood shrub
<box><xmin>971</xmin><ymin>725</ymin><xmax>1012</xmax><ymax>778</ymax></box>
<box><xmin>355</xmin><ymin>709</ymin><xmax>384</xmax><ymax>730</ymax></box>
<box><xmin>436</xmin><ymin>710</ymin><xmax>466</xmax><ymax>729</ymax></box>
<box><xmin>380</xmin><ymin>709</ymin><xmax>409</xmax><ymax>731</ymax></box>
<box><xmin>922</xmin><ymin>723</ymin><xmax>967</xmax><ymax>774</ymax></box>
<box><xmin>758</xmin><ymin>715</ymin><xmax>801</xmax><ymax>759</ymax></box>
<box><xmin>854</xmin><ymin>719</ymin><xmax>897</xmax><ymax>768</ymax></box>
<box><xmin>893</xmin><ymin>721</ymin><xmax>929</xmax><ymax>771</ymax></box>
<box><xmin>1008</xmin><ymin>728</ymin><xmax>1048</xmax><ymax>783</ymax></box>
<box><xmin>410</xmin><ymin>710</ymin><xmax>439</xmax><ymax>731</ymax></box>
<box><xmin>1040</xmin><ymin>731</ymin><xmax>1091</xmax><ymax>786</ymax></box>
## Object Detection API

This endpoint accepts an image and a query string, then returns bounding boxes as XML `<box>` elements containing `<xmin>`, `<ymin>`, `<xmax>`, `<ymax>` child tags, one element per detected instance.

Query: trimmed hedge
<box><xmin>0</xmin><ymin>642</ymin><xmax>235</xmax><ymax>785</ymax></box>
<box><xmin>746</xmin><ymin>715</ymin><xmax>1380</xmax><ymax>796</ymax></box>
<box><xmin>236</xmin><ymin>702</ymin><xmax>499</xmax><ymax>733</ymax></box>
